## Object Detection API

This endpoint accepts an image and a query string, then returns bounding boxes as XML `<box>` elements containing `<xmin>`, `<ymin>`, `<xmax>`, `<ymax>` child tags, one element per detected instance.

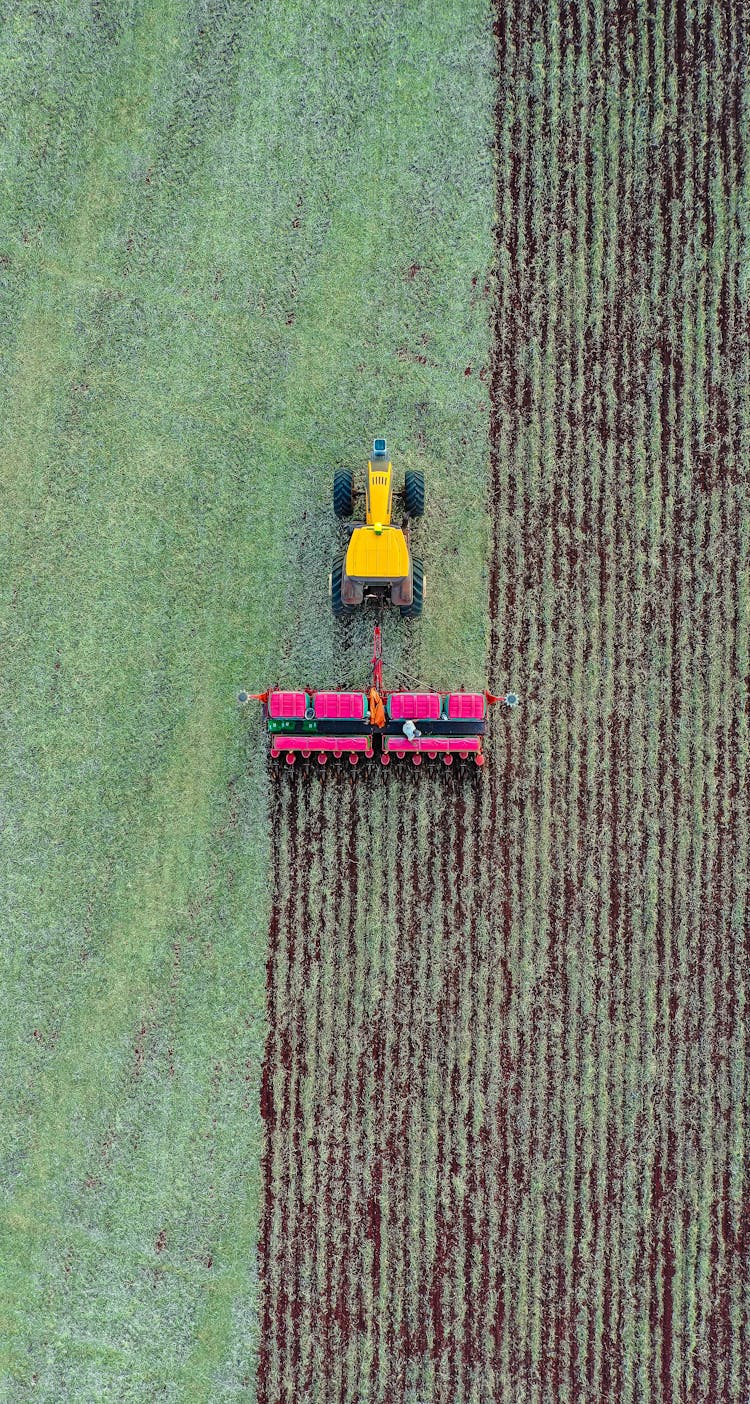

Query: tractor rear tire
<box><xmin>331</xmin><ymin>556</ymin><xmax>353</xmax><ymax>617</ymax></box>
<box><xmin>400</xmin><ymin>556</ymin><xmax>424</xmax><ymax>618</ymax></box>
<box><xmin>334</xmin><ymin>469</ymin><xmax>355</xmax><ymax>518</ymax></box>
<box><xmin>404</xmin><ymin>469</ymin><xmax>425</xmax><ymax>518</ymax></box>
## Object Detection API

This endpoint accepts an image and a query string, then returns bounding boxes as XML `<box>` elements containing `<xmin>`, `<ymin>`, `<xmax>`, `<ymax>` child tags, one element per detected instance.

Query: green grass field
<box><xmin>5</xmin><ymin>2</ymin><xmax>748</xmax><ymax>1401</ymax></box>
<box><xmin>0</xmin><ymin>3</ymin><xmax>495</xmax><ymax>1399</ymax></box>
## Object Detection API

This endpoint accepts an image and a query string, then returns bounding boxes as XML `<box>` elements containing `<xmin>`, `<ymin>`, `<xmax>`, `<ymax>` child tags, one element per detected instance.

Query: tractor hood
<box><xmin>366</xmin><ymin>461</ymin><xmax>393</xmax><ymax>525</ymax></box>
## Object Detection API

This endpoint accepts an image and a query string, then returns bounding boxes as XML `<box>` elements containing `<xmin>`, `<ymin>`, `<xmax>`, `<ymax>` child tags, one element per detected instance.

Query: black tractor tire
<box><xmin>331</xmin><ymin>556</ymin><xmax>353</xmax><ymax>616</ymax></box>
<box><xmin>404</xmin><ymin>469</ymin><xmax>425</xmax><ymax>518</ymax></box>
<box><xmin>400</xmin><ymin>556</ymin><xmax>425</xmax><ymax>618</ymax></box>
<box><xmin>333</xmin><ymin>469</ymin><xmax>355</xmax><ymax>518</ymax></box>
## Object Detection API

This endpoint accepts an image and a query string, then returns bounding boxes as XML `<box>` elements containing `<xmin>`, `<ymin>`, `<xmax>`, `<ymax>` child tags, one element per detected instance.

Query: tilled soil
<box><xmin>258</xmin><ymin>0</ymin><xmax>749</xmax><ymax>1398</ymax></box>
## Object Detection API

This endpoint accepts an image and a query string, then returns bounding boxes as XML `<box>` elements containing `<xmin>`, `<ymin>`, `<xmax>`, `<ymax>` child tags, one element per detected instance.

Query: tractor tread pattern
<box><xmin>334</xmin><ymin>469</ymin><xmax>355</xmax><ymax>519</ymax></box>
<box><xmin>400</xmin><ymin>556</ymin><xmax>424</xmax><ymax>618</ymax></box>
<box><xmin>404</xmin><ymin>470</ymin><xmax>425</xmax><ymax>518</ymax></box>
<box><xmin>331</xmin><ymin>555</ymin><xmax>353</xmax><ymax>616</ymax></box>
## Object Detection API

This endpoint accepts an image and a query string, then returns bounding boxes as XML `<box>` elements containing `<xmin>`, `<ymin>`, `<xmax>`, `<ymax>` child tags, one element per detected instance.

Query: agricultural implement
<box><xmin>240</xmin><ymin>626</ymin><xmax>518</xmax><ymax>768</ymax></box>
<box><xmin>330</xmin><ymin>438</ymin><xmax>424</xmax><ymax>617</ymax></box>
<box><xmin>241</xmin><ymin>437</ymin><xmax>517</xmax><ymax>765</ymax></box>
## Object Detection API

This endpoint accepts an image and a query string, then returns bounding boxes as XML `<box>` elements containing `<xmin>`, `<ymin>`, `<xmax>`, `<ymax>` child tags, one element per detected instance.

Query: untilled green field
<box><xmin>0</xmin><ymin>3</ymin><xmax>495</xmax><ymax>1399</ymax></box>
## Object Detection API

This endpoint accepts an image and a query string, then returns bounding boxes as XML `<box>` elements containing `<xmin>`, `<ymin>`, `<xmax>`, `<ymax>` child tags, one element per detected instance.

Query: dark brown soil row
<box><xmin>257</xmin><ymin>768</ymin><xmax>286</xmax><ymax>1403</ymax></box>
<box><xmin>259</xmin><ymin>764</ymin><xmax>486</xmax><ymax>1401</ymax></box>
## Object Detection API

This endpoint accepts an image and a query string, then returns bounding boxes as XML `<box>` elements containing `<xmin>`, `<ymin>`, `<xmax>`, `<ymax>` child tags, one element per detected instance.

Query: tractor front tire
<box><xmin>404</xmin><ymin>469</ymin><xmax>425</xmax><ymax>518</ymax></box>
<box><xmin>331</xmin><ymin>556</ymin><xmax>353</xmax><ymax>616</ymax></box>
<box><xmin>334</xmin><ymin>469</ymin><xmax>355</xmax><ymax>518</ymax></box>
<box><xmin>400</xmin><ymin>557</ymin><xmax>425</xmax><ymax>618</ymax></box>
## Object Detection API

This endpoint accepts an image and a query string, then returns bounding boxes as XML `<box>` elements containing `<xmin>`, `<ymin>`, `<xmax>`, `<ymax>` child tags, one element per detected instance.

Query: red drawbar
<box><xmin>445</xmin><ymin>692</ymin><xmax>485</xmax><ymax>720</ymax></box>
<box><xmin>388</xmin><ymin>692</ymin><xmax>441</xmax><ymax>721</ymax></box>
<box><xmin>268</xmin><ymin>690</ymin><xmax>307</xmax><ymax>719</ymax></box>
<box><xmin>313</xmin><ymin>691</ymin><xmax>367</xmax><ymax>720</ymax></box>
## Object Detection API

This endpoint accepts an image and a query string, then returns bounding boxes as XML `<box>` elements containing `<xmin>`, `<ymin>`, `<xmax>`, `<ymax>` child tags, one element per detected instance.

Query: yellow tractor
<box><xmin>330</xmin><ymin>439</ymin><xmax>425</xmax><ymax>617</ymax></box>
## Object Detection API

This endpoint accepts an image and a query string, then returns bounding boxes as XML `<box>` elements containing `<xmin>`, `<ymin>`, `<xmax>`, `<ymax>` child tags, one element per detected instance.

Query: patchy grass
<box><xmin>0</xmin><ymin>2</ymin><xmax>495</xmax><ymax>1399</ymax></box>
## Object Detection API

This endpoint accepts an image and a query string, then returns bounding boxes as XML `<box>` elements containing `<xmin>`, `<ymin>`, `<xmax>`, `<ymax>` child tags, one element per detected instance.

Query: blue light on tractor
<box><xmin>373</xmin><ymin>438</ymin><xmax>387</xmax><ymax>458</ymax></box>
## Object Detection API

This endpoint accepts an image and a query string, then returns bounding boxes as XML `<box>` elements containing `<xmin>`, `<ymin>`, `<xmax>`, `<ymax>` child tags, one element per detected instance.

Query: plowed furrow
<box><xmin>258</xmin><ymin>0</ymin><xmax>748</xmax><ymax>1397</ymax></box>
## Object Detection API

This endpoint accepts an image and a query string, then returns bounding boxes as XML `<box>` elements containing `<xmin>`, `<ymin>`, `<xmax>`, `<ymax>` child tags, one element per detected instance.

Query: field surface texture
<box><xmin>2</xmin><ymin>1</ymin><xmax>748</xmax><ymax>1403</ymax></box>
<box><xmin>0</xmin><ymin>1</ymin><xmax>494</xmax><ymax>1400</ymax></box>
<box><xmin>260</xmin><ymin>2</ymin><xmax>750</xmax><ymax>1404</ymax></box>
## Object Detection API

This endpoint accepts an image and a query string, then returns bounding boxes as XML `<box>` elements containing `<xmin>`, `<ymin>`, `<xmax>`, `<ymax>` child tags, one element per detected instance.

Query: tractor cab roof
<box><xmin>345</xmin><ymin>524</ymin><xmax>410</xmax><ymax>582</ymax></box>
